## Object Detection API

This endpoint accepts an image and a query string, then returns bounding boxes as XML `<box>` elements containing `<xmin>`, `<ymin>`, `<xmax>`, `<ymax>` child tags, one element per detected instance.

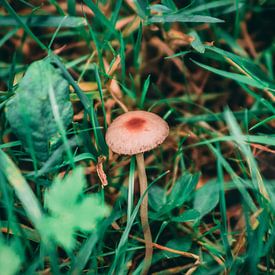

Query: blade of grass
<box><xmin>0</xmin><ymin>15</ymin><xmax>86</xmax><ymax>27</ymax></box>
<box><xmin>0</xmin><ymin>149</ymin><xmax>42</xmax><ymax>226</ymax></box>
<box><xmin>0</xmin><ymin>141</ymin><xmax>21</xmax><ymax>149</ymax></box>
<box><xmin>224</xmin><ymin>108</ymin><xmax>269</xmax><ymax>200</ymax></box>
<box><xmin>216</xmin><ymin>143</ymin><xmax>233</xmax><ymax>267</ymax></box>
<box><xmin>134</xmin><ymin>22</ymin><xmax>143</xmax><ymax>70</ymax></box>
<box><xmin>1</xmin><ymin>0</ymin><xmax>48</xmax><ymax>51</ymax></box>
<box><xmin>83</xmin><ymin>0</ymin><xmax>118</xmax><ymax>37</ymax></box>
<box><xmin>67</xmin><ymin>0</ymin><xmax>76</xmax><ymax>16</ymax></box>
<box><xmin>140</xmin><ymin>75</ymin><xmax>150</xmax><ymax>109</ymax></box>
<box><xmin>85</xmin><ymin>17</ymin><xmax>106</xmax><ymax>75</ymax></box>
<box><xmin>234</xmin><ymin>0</ymin><xmax>240</xmax><ymax>37</ymax></box>
<box><xmin>0</xmin><ymin>27</ymin><xmax>18</xmax><ymax>48</ymax></box>
<box><xmin>95</xmin><ymin>64</ymin><xmax>107</xmax><ymax>129</ymax></box>
<box><xmin>178</xmin><ymin>109</ymin><xmax>273</xmax><ymax>124</ymax></box>
<box><xmin>191</xmin><ymin>59</ymin><xmax>272</xmax><ymax>91</ymax></box>
<box><xmin>127</xmin><ymin>157</ymin><xmax>136</xmax><ymax>222</ymax></box>
<box><xmin>185</xmin><ymin>134</ymin><xmax>275</xmax><ymax>149</ymax></box>
<box><xmin>90</xmin><ymin>99</ymin><xmax>108</xmax><ymax>155</ymax></box>
<box><xmin>148</xmin><ymin>14</ymin><xmax>224</xmax><ymax>24</ymax></box>
<box><xmin>119</xmin><ymin>33</ymin><xmax>126</xmax><ymax>84</ymax></box>
<box><xmin>71</xmin><ymin>212</ymin><xmax>120</xmax><ymax>275</ymax></box>
<box><xmin>184</xmin><ymin>0</ymin><xmax>241</xmax><ymax>14</ymax></box>
<box><xmin>109</xmin><ymin>170</ymin><xmax>170</xmax><ymax>275</ymax></box>
<box><xmin>249</xmin><ymin>115</ymin><xmax>275</xmax><ymax>131</ymax></box>
<box><xmin>208</xmin><ymin>144</ymin><xmax>257</xmax><ymax>212</ymax></box>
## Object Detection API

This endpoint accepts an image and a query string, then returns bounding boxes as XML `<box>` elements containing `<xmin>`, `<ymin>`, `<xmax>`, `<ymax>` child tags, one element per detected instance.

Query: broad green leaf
<box><xmin>150</xmin><ymin>173</ymin><xmax>199</xmax><ymax>219</ymax></box>
<box><xmin>153</xmin><ymin>236</ymin><xmax>192</xmax><ymax>264</ymax></box>
<box><xmin>39</xmin><ymin>166</ymin><xmax>109</xmax><ymax>251</ymax></box>
<box><xmin>0</xmin><ymin>240</ymin><xmax>22</xmax><ymax>275</ymax></box>
<box><xmin>193</xmin><ymin>180</ymin><xmax>220</xmax><ymax>218</ymax></box>
<box><xmin>171</xmin><ymin>209</ymin><xmax>200</xmax><ymax>222</ymax></box>
<box><xmin>6</xmin><ymin>59</ymin><xmax>73</xmax><ymax>163</ymax></box>
<box><xmin>168</xmin><ymin>173</ymin><xmax>200</xmax><ymax>208</ymax></box>
<box><xmin>149</xmin><ymin>185</ymin><xmax>167</xmax><ymax>212</ymax></box>
<box><xmin>163</xmin><ymin>237</ymin><xmax>192</xmax><ymax>258</ymax></box>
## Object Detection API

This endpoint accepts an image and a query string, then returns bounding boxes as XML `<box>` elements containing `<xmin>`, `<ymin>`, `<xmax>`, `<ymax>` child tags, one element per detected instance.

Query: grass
<box><xmin>0</xmin><ymin>0</ymin><xmax>275</xmax><ymax>274</ymax></box>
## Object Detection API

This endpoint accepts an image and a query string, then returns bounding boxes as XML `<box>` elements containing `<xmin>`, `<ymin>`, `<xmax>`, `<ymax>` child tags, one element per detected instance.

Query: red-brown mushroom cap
<box><xmin>106</xmin><ymin>111</ymin><xmax>169</xmax><ymax>155</ymax></box>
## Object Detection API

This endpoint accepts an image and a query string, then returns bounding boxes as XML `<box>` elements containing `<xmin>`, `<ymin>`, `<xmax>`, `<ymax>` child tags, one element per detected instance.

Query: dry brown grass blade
<box><xmin>104</xmin><ymin>56</ymin><xmax>129</xmax><ymax>113</ymax></box>
<box><xmin>149</xmin><ymin>37</ymin><xmax>185</xmax><ymax>73</ymax></box>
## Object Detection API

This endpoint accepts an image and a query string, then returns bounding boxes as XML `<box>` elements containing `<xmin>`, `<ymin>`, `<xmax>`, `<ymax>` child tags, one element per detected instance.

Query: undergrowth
<box><xmin>0</xmin><ymin>0</ymin><xmax>274</xmax><ymax>274</ymax></box>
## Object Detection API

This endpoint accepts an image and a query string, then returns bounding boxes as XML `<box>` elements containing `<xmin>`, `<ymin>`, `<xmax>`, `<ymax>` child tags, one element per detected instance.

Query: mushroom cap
<box><xmin>106</xmin><ymin>110</ymin><xmax>169</xmax><ymax>155</ymax></box>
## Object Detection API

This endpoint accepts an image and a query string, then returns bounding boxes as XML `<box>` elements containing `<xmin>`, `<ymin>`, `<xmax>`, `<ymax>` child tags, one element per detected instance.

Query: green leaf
<box><xmin>163</xmin><ymin>237</ymin><xmax>192</xmax><ymax>258</ymax></box>
<box><xmin>171</xmin><ymin>209</ymin><xmax>200</xmax><ymax>222</ymax></box>
<box><xmin>148</xmin><ymin>13</ymin><xmax>224</xmax><ymax>24</ymax></box>
<box><xmin>0</xmin><ymin>240</ymin><xmax>22</xmax><ymax>275</ymax></box>
<box><xmin>206</xmin><ymin>46</ymin><xmax>275</xmax><ymax>91</ymax></box>
<box><xmin>193</xmin><ymin>180</ymin><xmax>220</xmax><ymax>218</ymax></box>
<box><xmin>189</xmin><ymin>31</ymin><xmax>205</xmax><ymax>53</ymax></box>
<box><xmin>149</xmin><ymin>185</ymin><xmax>167</xmax><ymax>212</ymax></box>
<box><xmin>191</xmin><ymin>59</ymin><xmax>270</xmax><ymax>91</ymax></box>
<box><xmin>39</xmin><ymin>166</ymin><xmax>109</xmax><ymax>251</ymax></box>
<box><xmin>134</xmin><ymin>0</ymin><xmax>149</xmax><ymax>18</ymax></box>
<box><xmin>192</xmin><ymin>46</ymin><xmax>275</xmax><ymax>93</ymax></box>
<box><xmin>0</xmin><ymin>149</ymin><xmax>43</xmax><ymax>227</ymax></box>
<box><xmin>6</xmin><ymin>59</ymin><xmax>73</xmax><ymax>163</ymax></box>
<box><xmin>0</xmin><ymin>15</ymin><xmax>86</xmax><ymax>28</ymax></box>
<box><xmin>168</xmin><ymin>173</ymin><xmax>200</xmax><ymax>208</ymax></box>
<box><xmin>140</xmin><ymin>75</ymin><xmax>150</xmax><ymax>109</ymax></box>
<box><xmin>184</xmin><ymin>0</ymin><xmax>244</xmax><ymax>15</ymax></box>
<box><xmin>149</xmin><ymin>4</ymin><xmax>173</xmax><ymax>13</ymax></box>
<box><xmin>150</xmin><ymin>173</ymin><xmax>199</xmax><ymax>219</ymax></box>
<box><xmin>83</xmin><ymin>0</ymin><xmax>118</xmax><ymax>37</ymax></box>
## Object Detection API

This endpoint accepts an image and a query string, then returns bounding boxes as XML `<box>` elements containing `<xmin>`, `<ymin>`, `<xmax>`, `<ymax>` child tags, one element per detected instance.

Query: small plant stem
<box><xmin>136</xmin><ymin>153</ymin><xmax>153</xmax><ymax>275</ymax></box>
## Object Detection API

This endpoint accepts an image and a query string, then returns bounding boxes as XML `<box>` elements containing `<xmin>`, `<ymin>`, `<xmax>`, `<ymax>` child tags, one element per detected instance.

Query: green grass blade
<box><xmin>1</xmin><ymin>0</ymin><xmax>48</xmax><ymax>51</ymax></box>
<box><xmin>83</xmin><ymin>0</ymin><xmax>118</xmax><ymax>37</ymax></box>
<box><xmin>109</xmin><ymin>170</ymin><xmax>169</xmax><ymax>274</ymax></box>
<box><xmin>148</xmin><ymin>14</ymin><xmax>224</xmax><ymax>24</ymax></box>
<box><xmin>127</xmin><ymin>157</ymin><xmax>136</xmax><ymax>222</ymax></box>
<box><xmin>119</xmin><ymin>33</ymin><xmax>126</xmax><ymax>84</ymax></box>
<box><xmin>67</xmin><ymin>0</ymin><xmax>76</xmax><ymax>16</ymax></box>
<box><xmin>224</xmin><ymin>108</ymin><xmax>269</xmax><ymax>200</ymax></box>
<box><xmin>0</xmin><ymin>149</ymin><xmax>42</xmax><ymax>226</ymax></box>
<box><xmin>191</xmin><ymin>59</ymin><xmax>270</xmax><ymax>91</ymax></box>
<box><xmin>140</xmin><ymin>75</ymin><xmax>150</xmax><ymax>109</ymax></box>
<box><xmin>0</xmin><ymin>15</ymin><xmax>86</xmax><ymax>27</ymax></box>
<box><xmin>95</xmin><ymin>65</ymin><xmax>107</xmax><ymax>129</ymax></box>
<box><xmin>216</xmin><ymin>143</ymin><xmax>233</xmax><ymax>266</ymax></box>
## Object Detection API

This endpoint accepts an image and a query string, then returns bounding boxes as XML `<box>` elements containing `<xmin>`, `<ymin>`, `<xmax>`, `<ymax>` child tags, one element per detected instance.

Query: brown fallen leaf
<box><xmin>96</xmin><ymin>155</ymin><xmax>108</xmax><ymax>187</ymax></box>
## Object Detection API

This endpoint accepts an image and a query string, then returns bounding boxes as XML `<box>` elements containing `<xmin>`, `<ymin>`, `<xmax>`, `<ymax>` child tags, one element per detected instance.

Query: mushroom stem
<box><xmin>136</xmin><ymin>153</ymin><xmax>153</xmax><ymax>274</ymax></box>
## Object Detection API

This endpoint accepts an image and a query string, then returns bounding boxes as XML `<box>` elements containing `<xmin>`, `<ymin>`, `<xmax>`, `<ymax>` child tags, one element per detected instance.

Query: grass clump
<box><xmin>0</xmin><ymin>0</ymin><xmax>274</xmax><ymax>274</ymax></box>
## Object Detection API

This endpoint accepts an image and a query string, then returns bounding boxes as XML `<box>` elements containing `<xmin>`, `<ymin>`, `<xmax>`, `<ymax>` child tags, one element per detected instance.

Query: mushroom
<box><xmin>106</xmin><ymin>110</ymin><xmax>169</xmax><ymax>273</ymax></box>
